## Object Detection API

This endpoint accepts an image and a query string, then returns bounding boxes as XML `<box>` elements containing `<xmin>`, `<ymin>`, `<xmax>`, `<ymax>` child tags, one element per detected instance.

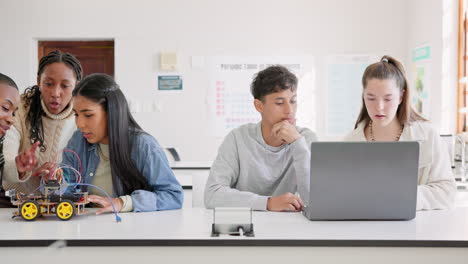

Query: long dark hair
<box><xmin>354</xmin><ymin>55</ymin><xmax>426</xmax><ymax>128</ymax></box>
<box><xmin>72</xmin><ymin>73</ymin><xmax>150</xmax><ymax>194</ymax></box>
<box><xmin>23</xmin><ymin>50</ymin><xmax>83</xmax><ymax>151</ymax></box>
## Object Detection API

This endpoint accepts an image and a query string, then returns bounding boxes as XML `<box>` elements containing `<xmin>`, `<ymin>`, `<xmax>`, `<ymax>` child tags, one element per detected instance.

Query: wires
<box><xmin>50</xmin><ymin>167</ymin><xmax>63</xmax><ymax>183</ymax></box>
<box><xmin>54</xmin><ymin>149</ymin><xmax>122</xmax><ymax>222</ymax></box>
<box><xmin>16</xmin><ymin>192</ymin><xmax>23</xmax><ymax>203</ymax></box>
<box><xmin>61</xmin><ymin>149</ymin><xmax>82</xmax><ymax>174</ymax></box>
<box><xmin>20</xmin><ymin>149</ymin><xmax>122</xmax><ymax>223</ymax></box>
<box><xmin>66</xmin><ymin>183</ymin><xmax>122</xmax><ymax>223</ymax></box>
<box><xmin>38</xmin><ymin>148</ymin><xmax>83</xmax><ymax>185</ymax></box>
<box><xmin>52</xmin><ymin>164</ymin><xmax>82</xmax><ymax>184</ymax></box>
<box><xmin>45</xmin><ymin>149</ymin><xmax>83</xmax><ymax>184</ymax></box>
<box><xmin>52</xmin><ymin>149</ymin><xmax>82</xmax><ymax>174</ymax></box>
<box><xmin>26</xmin><ymin>180</ymin><xmax>122</xmax><ymax>223</ymax></box>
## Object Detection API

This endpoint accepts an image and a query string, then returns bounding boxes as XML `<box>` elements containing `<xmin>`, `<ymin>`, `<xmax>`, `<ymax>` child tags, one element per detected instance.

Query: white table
<box><xmin>2</xmin><ymin>193</ymin><xmax>468</xmax><ymax>263</ymax></box>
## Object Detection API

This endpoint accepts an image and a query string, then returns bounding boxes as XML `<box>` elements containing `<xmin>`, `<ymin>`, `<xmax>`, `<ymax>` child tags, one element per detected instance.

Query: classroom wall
<box><xmin>1</xmin><ymin>0</ymin><xmax>453</xmax><ymax>165</ymax></box>
<box><xmin>407</xmin><ymin>0</ymin><xmax>458</xmax><ymax>134</ymax></box>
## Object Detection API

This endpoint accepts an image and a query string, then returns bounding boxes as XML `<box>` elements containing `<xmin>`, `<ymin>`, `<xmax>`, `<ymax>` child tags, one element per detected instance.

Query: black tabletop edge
<box><xmin>1</xmin><ymin>239</ymin><xmax>468</xmax><ymax>247</ymax></box>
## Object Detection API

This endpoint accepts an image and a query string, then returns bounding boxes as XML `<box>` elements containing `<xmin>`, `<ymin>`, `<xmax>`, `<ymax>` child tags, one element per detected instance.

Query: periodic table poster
<box><xmin>206</xmin><ymin>56</ymin><xmax>315</xmax><ymax>137</ymax></box>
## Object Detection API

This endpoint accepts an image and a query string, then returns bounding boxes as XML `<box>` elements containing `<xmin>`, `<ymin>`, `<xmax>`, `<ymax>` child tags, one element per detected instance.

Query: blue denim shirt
<box><xmin>62</xmin><ymin>130</ymin><xmax>183</xmax><ymax>212</ymax></box>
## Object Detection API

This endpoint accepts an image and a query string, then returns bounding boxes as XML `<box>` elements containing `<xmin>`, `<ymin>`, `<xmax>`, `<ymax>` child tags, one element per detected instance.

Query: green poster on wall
<box><xmin>411</xmin><ymin>45</ymin><xmax>431</xmax><ymax>116</ymax></box>
<box><xmin>412</xmin><ymin>46</ymin><xmax>431</xmax><ymax>62</ymax></box>
<box><xmin>158</xmin><ymin>75</ymin><xmax>183</xmax><ymax>91</ymax></box>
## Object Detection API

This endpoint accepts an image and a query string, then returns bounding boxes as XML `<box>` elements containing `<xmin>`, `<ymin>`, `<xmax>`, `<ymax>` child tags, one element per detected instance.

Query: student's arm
<box><xmin>3</xmin><ymin>119</ymin><xmax>28</xmax><ymax>183</ymax></box>
<box><xmin>289</xmin><ymin>129</ymin><xmax>317</xmax><ymax>206</ymax></box>
<box><xmin>129</xmin><ymin>134</ymin><xmax>183</xmax><ymax>212</ymax></box>
<box><xmin>3</xmin><ymin>109</ymin><xmax>42</xmax><ymax>183</ymax></box>
<box><xmin>417</xmin><ymin>131</ymin><xmax>456</xmax><ymax>210</ymax></box>
<box><xmin>204</xmin><ymin>132</ymin><xmax>271</xmax><ymax>210</ymax></box>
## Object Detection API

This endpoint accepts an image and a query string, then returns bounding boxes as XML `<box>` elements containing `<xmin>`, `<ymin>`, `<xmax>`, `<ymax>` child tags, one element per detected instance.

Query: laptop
<box><xmin>303</xmin><ymin>141</ymin><xmax>419</xmax><ymax>221</ymax></box>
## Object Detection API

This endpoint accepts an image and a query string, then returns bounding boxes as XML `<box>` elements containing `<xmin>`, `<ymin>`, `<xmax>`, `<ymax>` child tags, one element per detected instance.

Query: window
<box><xmin>458</xmin><ymin>0</ymin><xmax>468</xmax><ymax>132</ymax></box>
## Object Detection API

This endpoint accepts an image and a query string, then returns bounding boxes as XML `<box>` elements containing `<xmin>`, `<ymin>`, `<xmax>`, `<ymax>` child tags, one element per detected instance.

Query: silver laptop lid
<box><xmin>304</xmin><ymin>141</ymin><xmax>419</xmax><ymax>221</ymax></box>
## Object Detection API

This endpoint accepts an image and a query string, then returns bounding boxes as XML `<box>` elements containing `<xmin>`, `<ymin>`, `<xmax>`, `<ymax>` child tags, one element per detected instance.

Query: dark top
<box><xmin>0</xmin><ymin>137</ymin><xmax>12</xmax><ymax>207</ymax></box>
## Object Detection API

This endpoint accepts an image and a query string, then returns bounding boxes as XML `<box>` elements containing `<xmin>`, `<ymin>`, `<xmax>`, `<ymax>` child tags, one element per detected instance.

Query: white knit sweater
<box><xmin>2</xmin><ymin>98</ymin><xmax>76</xmax><ymax>194</ymax></box>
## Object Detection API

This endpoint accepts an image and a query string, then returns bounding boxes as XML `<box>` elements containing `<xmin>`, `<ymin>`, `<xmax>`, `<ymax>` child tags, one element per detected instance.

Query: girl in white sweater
<box><xmin>344</xmin><ymin>55</ymin><xmax>456</xmax><ymax>210</ymax></box>
<box><xmin>3</xmin><ymin>51</ymin><xmax>83</xmax><ymax>194</ymax></box>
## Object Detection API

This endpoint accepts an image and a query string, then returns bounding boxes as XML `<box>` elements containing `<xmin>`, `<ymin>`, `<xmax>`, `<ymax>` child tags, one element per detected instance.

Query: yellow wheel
<box><xmin>56</xmin><ymin>200</ymin><xmax>74</xmax><ymax>221</ymax></box>
<box><xmin>20</xmin><ymin>201</ymin><xmax>40</xmax><ymax>221</ymax></box>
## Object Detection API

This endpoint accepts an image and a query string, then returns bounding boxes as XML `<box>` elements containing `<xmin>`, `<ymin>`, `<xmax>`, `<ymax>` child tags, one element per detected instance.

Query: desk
<box><xmin>172</xmin><ymin>168</ymin><xmax>210</xmax><ymax>189</ymax></box>
<box><xmin>1</xmin><ymin>194</ymin><xmax>468</xmax><ymax>263</ymax></box>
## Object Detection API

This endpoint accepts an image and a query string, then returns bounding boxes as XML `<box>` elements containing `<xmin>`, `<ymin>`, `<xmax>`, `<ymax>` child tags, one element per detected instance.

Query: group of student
<box><xmin>0</xmin><ymin>51</ymin><xmax>182</xmax><ymax>214</ymax></box>
<box><xmin>0</xmin><ymin>51</ymin><xmax>457</xmax><ymax>215</ymax></box>
<box><xmin>205</xmin><ymin>56</ymin><xmax>456</xmax><ymax>212</ymax></box>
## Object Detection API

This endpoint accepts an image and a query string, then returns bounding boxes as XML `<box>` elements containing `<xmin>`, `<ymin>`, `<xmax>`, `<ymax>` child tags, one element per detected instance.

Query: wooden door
<box><xmin>38</xmin><ymin>41</ymin><xmax>114</xmax><ymax>77</ymax></box>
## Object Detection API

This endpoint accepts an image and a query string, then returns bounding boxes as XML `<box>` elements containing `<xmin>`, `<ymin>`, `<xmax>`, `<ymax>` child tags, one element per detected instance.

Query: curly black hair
<box><xmin>23</xmin><ymin>50</ymin><xmax>83</xmax><ymax>152</ymax></box>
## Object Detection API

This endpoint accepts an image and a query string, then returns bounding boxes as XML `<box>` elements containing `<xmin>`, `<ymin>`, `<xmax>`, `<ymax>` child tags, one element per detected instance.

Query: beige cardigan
<box><xmin>2</xmin><ymin>99</ymin><xmax>76</xmax><ymax>194</ymax></box>
<box><xmin>344</xmin><ymin>120</ymin><xmax>456</xmax><ymax>210</ymax></box>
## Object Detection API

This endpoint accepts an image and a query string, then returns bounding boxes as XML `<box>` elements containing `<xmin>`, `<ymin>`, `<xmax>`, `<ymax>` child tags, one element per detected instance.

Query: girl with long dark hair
<box><xmin>45</xmin><ymin>73</ymin><xmax>183</xmax><ymax>213</ymax></box>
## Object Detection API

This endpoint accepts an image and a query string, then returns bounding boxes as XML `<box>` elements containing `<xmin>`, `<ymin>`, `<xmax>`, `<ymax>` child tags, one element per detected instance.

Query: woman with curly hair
<box><xmin>2</xmin><ymin>50</ymin><xmax>83</xmax><ymax>194</ymax></box>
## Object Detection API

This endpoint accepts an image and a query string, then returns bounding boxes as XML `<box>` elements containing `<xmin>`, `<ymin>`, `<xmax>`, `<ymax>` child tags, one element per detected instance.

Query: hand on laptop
<box><xmin>267</xmin><ymin>192</ymin><xmax>304</xmax><ymax>212</ymax></box>
<box><xmin>271</xmin><ymin>120</ymin><xmax>301</xmax><ymax>144</ymax></box>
